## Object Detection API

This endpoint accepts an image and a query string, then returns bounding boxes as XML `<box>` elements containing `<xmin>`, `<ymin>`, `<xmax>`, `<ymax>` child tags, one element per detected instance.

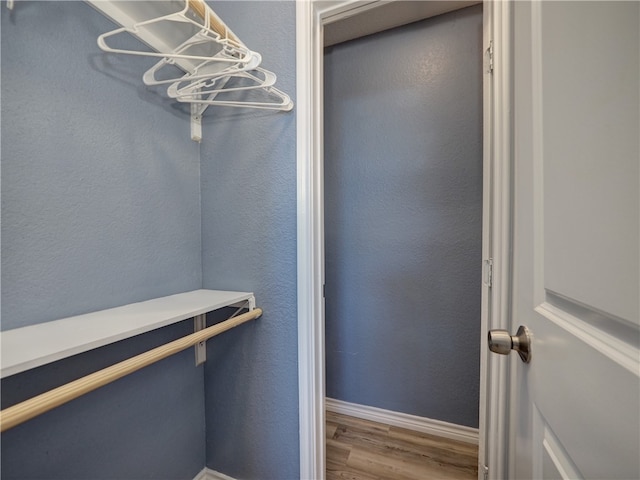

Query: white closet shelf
<box><xmin>0</xmin><ymin>289</ymin><xmax>255</xmax><ymax>379</ymax></box>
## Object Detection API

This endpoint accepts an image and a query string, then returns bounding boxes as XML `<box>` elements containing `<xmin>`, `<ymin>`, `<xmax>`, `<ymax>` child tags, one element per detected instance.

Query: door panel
<box><xmin>512</xmin><ymin>2</ymin><xmax>640</xmax><ymax>479</ymax></box>
<box><xmin>540</xmin><ymin>1</ymin><xmax>639</xmax><ymax>324</ymax></box>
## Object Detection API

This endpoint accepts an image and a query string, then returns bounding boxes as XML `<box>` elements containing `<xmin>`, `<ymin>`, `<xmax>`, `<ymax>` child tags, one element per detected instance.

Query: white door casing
<box><xmin>510</xmin><ymin>1</ymin><xmax>640</xmax><ymax>479</ymax></box>
<box><xmin>296</xmin><ymin>1</ymin><xmax>511</xmax><ymax>479</ymax></box>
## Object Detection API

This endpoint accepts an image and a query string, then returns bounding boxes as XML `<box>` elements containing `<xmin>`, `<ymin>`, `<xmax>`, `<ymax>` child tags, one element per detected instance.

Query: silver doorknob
<box><xmin>488</xmin><ymin>325</ymin><xmax>532</xmax><ymax>363</ymax></box>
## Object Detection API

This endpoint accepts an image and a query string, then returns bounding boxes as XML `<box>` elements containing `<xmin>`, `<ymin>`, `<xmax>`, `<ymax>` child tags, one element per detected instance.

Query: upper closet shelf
<box><xmin>86</xmin><ymin>0</ymin><xmax>293</xmax><ymax>142</ymax></box>
<box><xmin>0</xmin><ymin>289</ymin><xmax>255</xmax><ymax>379</ymax></box>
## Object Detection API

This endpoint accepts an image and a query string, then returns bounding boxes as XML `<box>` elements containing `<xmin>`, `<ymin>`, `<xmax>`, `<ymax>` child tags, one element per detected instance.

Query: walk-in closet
<box><xmin>1</xmin><ymin>1</ymin><xmax>297</xmax><ymax>478</ymax></box>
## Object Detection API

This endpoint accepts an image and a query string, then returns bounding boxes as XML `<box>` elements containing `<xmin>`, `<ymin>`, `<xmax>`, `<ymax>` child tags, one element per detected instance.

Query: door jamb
<box><xmin>295</xmin><ymin>1</ymin><xmax>514</xmax><ymax>478</ymax></box>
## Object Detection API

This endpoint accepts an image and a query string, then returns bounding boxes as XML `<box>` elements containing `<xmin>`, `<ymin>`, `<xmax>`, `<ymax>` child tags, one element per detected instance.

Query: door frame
<box><xmin>295</xmin><ymin>1</ymin><xmax>514</xmax><ymax>478</ymax></box>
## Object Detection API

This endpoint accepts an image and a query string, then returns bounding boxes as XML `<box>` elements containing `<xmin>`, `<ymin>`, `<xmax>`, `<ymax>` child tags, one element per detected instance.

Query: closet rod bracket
<box><xmin>194</xmin><ymin>313</ymin><xmax>207</xmax><ymax>365</ymax></box>
<box><xmin>193</xmin><ymin>296</ymin><xmax>256</xmax><ymax>366</ymax></box>
<box><xmin>191</xmin><ymin>103</ymin><xmax>203</xmax><ymax>143</ymax></box>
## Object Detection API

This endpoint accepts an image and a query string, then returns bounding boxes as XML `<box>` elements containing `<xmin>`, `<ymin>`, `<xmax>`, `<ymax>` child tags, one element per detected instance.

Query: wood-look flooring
<box><xmin>326</xmin><ymin>411</ymin><xmax>478</xmax><ymax>480</ymax></box>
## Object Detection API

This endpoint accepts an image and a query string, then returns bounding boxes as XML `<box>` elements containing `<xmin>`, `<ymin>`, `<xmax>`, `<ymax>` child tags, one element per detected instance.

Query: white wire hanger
<box><xmin>142</xmin><ymin>44</ymin><xmax>262</xmax><ymax>87</ymax></box>
<box><xmin>169</xmin><ymin>68</ymin><xmax>277</xmax><ymax>98</ymax></box>
<box><xmin>168</xmin><ymin>69</ymin><xmax>293</xmax><ymax>111</ymax></box>
<box><xmin>95</xmin><ymin>0</ymin><xmax>293</xmax><ymax>142</ymax></box>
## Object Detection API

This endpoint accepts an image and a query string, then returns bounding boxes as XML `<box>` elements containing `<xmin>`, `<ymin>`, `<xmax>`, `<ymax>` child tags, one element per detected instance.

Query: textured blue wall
<box><xmin>199</xmin><ymin>2</ymin><xmax>298</xmax><ymax>478</ymax></box>
<box><xmin>324</xmin><ymin>5</ymin><xmax>483</xmax><ymax>428</ymax></box>
<box><xmin>1</xmin><ymin>1</ymin><xmax>202</xmax><ymax>330</ymax></box>
<box><xmin>1</xmin><ymin>2</ymin><xmax>204</xmax><ymax>478</ymax></box>
<box><xmin>1</xmin><ymin>321</ymin><xmax>206</xmax><ymax>480</ymax></box>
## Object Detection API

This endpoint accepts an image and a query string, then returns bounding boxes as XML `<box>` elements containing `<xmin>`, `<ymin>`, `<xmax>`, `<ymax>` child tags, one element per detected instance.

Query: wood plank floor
<box><xmin>326</xmin><ymin>411</ymin><xmax>478</xmax><ymax>480</ymax></box>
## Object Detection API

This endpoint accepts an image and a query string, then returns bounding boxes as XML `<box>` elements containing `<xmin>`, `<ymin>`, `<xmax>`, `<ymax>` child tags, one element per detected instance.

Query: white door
<box><xmin>505</xmin><ymin>1</ymin><xmax>640</xmax><ymax>479</ymax></box>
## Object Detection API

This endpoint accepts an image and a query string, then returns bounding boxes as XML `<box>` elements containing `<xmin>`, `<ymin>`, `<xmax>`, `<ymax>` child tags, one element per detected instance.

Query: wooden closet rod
<box><xmin>188</xmin><ymin>0</ymin><xmax>242</xmax><ymax>46</ymax></box>
<box><xmin>0</xmin><ymin>307</ymin><xmax>262</xmax><ymax>433</ymax></box>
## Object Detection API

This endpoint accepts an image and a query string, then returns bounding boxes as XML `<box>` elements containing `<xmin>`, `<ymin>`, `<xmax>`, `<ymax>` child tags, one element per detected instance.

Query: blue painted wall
<box><xmin>199</xmin><ymin>2</ymin><xmax>298</xmax><ymax>478</ymax></box>
<box><xmin>324</xmin><ymin>5</ymin><xmax>483</xmax><ymax>428</ymax></box>
<box><xmin>1</xmin><ymin>2</ymin><xmax>202</xmax><ymax>330</ymax></box>
<box><xmin>1</xmin><ymin>2</ymin><xmax>204</xmax><ymax>478</ymax></box>
<box><xmin>1</xmin><ymin>321</ymin><xmax>206</xmax><ymax>480</ymax></box>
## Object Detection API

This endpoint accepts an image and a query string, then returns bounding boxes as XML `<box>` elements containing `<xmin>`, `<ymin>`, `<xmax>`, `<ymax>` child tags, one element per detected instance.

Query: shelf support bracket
<box><xmin>189</xmin><ymin>77</ymin><xmax>231</xmax><ymax>142</ymax></box>
<box><xmin>193</xmin><ymin>294</ymin><xmax>255</xmax><ymax>366</ymax></box>
<box><xmin>191</xmin><ymin>103</ymin><xmax>203</xmax><ymax>143</ymax></box>
<box><xmin>194</xmin><ymin>313</ymin><xmax>207</xmax><ymax>366</ymax></box>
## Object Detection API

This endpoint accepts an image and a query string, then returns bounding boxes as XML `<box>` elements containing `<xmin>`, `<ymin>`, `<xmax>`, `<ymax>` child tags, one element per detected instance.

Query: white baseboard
<box><xmin>325</xmin><ymin>397</ymin><xmax>479</xmax><ymax>445</ymax></box>
<box><xmin>193</xmin><ymin>467</ymin><xmax>237</xmax><ymax>480</ymax></box>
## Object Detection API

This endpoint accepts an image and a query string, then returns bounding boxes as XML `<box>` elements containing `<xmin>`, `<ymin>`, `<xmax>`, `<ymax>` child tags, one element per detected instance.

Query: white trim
<box><xmin>477</xmin><ymin>2</ymin><xmax>494</xmax><ymax>477</ymax></box>
<box><xmin>326</xmin><ymin>398</ymin><xmax>479</xmax><ymax>445</ymax></box>
<box><xmin>192</xmin><ymin>468</ymin><xmax>237</xmax><ymax>480</ymax></box>
<box><xmin>487</xmin><ymin>3</ymin><xmax>513</xmax><ymax>480</ymax></box>
<box><xmin>536</xmin><ymin>302</ymin><xmax>640</xmax><ymax>376</ymax></box>
<box><xmin>296</xmin><ymin>2</ymin><xmax>326</xmax><ymax>479</ymax></box>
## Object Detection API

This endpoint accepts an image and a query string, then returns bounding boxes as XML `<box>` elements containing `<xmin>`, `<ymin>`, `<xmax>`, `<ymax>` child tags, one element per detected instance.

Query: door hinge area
<box><xmin>486</xmin><ymin>40</ymin><xmax>494</xmax><ymax>74</ymax></box>
<box><xmin>483</xmin><ymin>258</ymin><xmax>493</xmax><ymax>288</ymax></box>
<box><xmin>482</xmin><ymin>464</ymin><xmax>489</xmax><ymax>480</ymax></box>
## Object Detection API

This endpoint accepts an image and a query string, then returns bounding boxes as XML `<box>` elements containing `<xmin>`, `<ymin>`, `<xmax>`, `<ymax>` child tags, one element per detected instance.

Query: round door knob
<box><xmin>488</xmin><ymin>325</ymin><xmax>532</xmax><ymax>363</ymax></box>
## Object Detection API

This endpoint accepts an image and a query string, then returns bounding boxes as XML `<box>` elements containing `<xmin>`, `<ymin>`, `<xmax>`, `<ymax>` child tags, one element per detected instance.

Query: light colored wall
<box><xmin>1</xmin><ymin>2</ymin><xmax>204</xmax><ymax>478</ymax></box>
<box><xmin>200</xmin><ymin>2</ymin><xmax>299</xmax><ymax>478</ymax></box>
<box><xmin>324</xmin><ymin>5</ymin><xmax>483</xmax><ymax>428</ymax></box>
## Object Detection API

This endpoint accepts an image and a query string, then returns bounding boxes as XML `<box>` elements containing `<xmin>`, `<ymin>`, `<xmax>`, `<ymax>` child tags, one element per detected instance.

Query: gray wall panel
<box><xmin>324</xmin><ymin>5</ymin><xmax>483</xmax><ymax>428</ymax></box>
<box><xmin>200</xmin><ymin>2</ymin><xmax>299</xmax><ymax>478</ymax></box>
<box><xmin>1</xmin><ymin>1</ymin><xmax>202</xmax><ymax>331</ymax></box>
<box><xmin>1</xmin><ymin>2</ymin><xmax>204</xmax><ymax>478</ymax></box>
